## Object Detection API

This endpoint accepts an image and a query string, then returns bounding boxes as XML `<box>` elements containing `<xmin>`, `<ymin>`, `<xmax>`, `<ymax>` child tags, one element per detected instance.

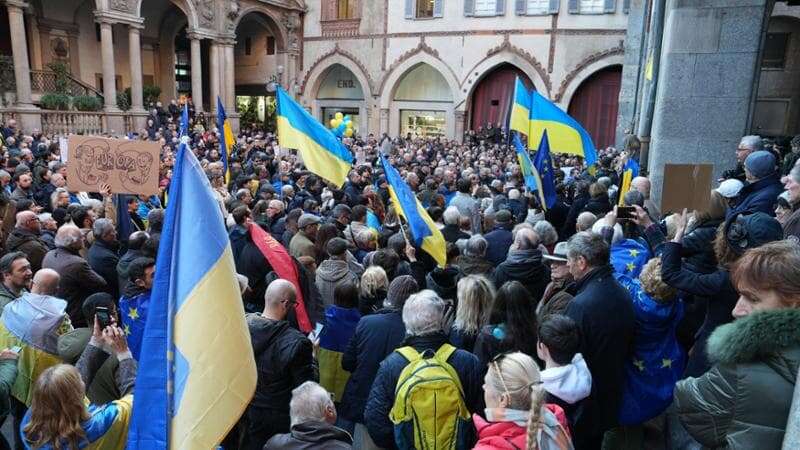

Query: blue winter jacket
<box><xmin>728</xmin><ymin>173</ymin><xmax>783</xmax><ymax>218</ymax></box>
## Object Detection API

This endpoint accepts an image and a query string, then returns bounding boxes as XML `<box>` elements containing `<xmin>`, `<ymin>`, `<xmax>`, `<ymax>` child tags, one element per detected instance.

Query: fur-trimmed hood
<box><xmin>707</xmin><ymin>308</ymin><xmax>800</xmax><ymax>365</ymax></box>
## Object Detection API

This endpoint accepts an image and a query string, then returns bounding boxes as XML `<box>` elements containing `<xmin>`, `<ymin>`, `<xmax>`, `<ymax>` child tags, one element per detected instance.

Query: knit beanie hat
<box><xmin>744</xmin><ymin>151</ymin><xmax>776</xmax><ymax>180</ymax></box>
<box><xmin>386</xmin><ymin>275</ymin><xmax>419</xmax><ymax>309</ymax></box>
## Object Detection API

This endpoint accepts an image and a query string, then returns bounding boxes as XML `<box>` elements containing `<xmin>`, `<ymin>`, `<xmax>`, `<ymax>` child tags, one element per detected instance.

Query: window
<box><xmin>762</xmin><ymin>32</ymin><xmax>790</xmax><ymax>69</ymax></box>
<box><xmin>474</xmin><ymin>0</ymin><xmax>496</xmax><ymax>16</ymax></box>
<box><xmin>245</xmin><ymin>37</ymin><xmax>252</xmax><ymax>56</ymax></box>
<box><xmin>337</xmin><ymin>0</ymin><xmax>353</xmax><ymax>18</ymax></box>
<box><xmin>579</xmin><ymin>0</ymin><xmax>605</xmax><ymax>13</ymax></box>
<box><xmin>416</xmin><ymin>0</ymin><xmax>435</xmax><ymax>18</ymax></box>
<box><xmin>266</xmin><ymin>36</ymin><xmax>275</xmax><ymax>55</ymax></box>
<box><xmin>526</xmin><ymin>0</ymin><xmax>549</xmax><ymax>14</ymax></box>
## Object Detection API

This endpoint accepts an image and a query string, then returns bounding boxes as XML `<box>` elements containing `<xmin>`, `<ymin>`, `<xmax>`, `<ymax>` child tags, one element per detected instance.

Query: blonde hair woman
<box><xmin>22</xmin><ymin>322</ymin><xmax>134</xmax><ymax>450</ymax></box>
<box><xmin>448</xmin><ymin>275</ymin><xmax>494</xmax><ymax>353</ymax></box>
<box><xmin>358</xmin><ymin>265</ymin><xmax>388</xmax><ymax>315</ymax></box>
<box><xmin>475</xmin><ymin>352</ymin><xmax>573</xmax><ymax>450</ymax></box>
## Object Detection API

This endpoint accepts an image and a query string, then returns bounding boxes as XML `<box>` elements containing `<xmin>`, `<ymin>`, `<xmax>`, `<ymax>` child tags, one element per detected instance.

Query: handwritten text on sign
<box><xmin>66</xmin><ymin>135</ymin><xmax>160</xmax><ymax>196</ymax></box>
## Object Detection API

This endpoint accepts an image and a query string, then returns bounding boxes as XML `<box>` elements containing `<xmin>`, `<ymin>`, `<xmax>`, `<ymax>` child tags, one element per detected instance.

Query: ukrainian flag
<box><xmin>618</xmin><ymin>157</ymin><xmax>641</xmax><ymax>206</ymax></box>
<box><xmin>126</xmin><ymin>142</ymin><xmax>257</xmax><ymax>449</ymax></box>
<box><xmin>529</xmin><ymin>91</ymin><xmax>598</xmax><ymax>166</ymax></box>
<box><xmin>216</xmin><ymin>96</ymin><xmax>234</xmax><ymax>184</ymax></box>
<box><xmin>276</xmin><ymin>87</ymin><xmax>353</xmax><ymax>187</ymax></box>
<box><xmin>509</xmin><ymin>77</ymin><xmax>532</xmax><ymax>136</ymax></box>
<box><xmin>380</xmin><ymin>155</ymin><xmax>446</xmax><ymax>267</ymax></box>
<box><xmin>513</xmin><ymin>132</ymin><xmax>538</xmax><ymax>194</ymax></box>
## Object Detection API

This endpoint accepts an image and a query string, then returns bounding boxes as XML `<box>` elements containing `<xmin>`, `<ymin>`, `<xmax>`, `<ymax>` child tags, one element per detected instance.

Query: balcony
<box><xmin>320</xmin><ymin>18</ymin><xmax>360</xmax><ymax>38</ymax></box>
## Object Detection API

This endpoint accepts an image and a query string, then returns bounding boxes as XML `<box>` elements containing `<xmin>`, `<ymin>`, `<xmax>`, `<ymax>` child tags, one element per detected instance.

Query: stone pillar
<box><xmin>209</xmin><ymin>42</ymin><xmax>219</xmax><ymax>115</ymax></box>
<box><xmin>379</xmin><ymin>108</ymin><xmax>389</xmax><ymax>136</ymax></box>
<box><xmin>189</xmin><ymin>34</ymin><xmax>203</xmax><ymax>113</ymax></box>
<box><xmin>6</xmin><ymin>0</ymin><xmax>40</xmax><ymax>130</ymax></box>
<box><xmin>647</xmin><ymin>0</ymin><xmax>771</xmax><ymax>207</ymax></box>
<box><xmin>454</xmin><ymin>110</ymin><xmax>466</xmax><ymax>143</ymax></box>
<box><xmin>223</xmin><ymin>43</ymin><xmax>235</xmax><ymax>111</ymax></box>
<box><xmin>97</xmin><ymin>18</ymin><xmax>124</xmax><ymax>133</ymax></box>
<box><xmin>25</xmin><ymin>10</ymin><xmax>41</xmax><ymax>70</ymax></box>
<box><xmin>128</xmin><ymin>24</ymin><xmax>147</xmax><ymax>131</ymax></box>
<box><xmin>616</xmin><ymin>0</ymin><xmax>647</xmax><ymax>148</ymax></box>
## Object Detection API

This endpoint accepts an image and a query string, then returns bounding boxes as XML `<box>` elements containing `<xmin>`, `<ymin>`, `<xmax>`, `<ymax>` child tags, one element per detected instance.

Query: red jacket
<box><xmin>472</xmin><ymin>405</ymin><xmax>571</xmax><ymax>450</ymax></box>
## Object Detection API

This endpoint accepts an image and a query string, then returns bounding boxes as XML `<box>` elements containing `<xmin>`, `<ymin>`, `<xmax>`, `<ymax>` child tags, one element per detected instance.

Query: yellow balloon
<box><xmin>333</xmin><ymin>119</ymin><xmax>342</xmax><ymax>128</ymax></box>
<box><xmin>329</xmin><ymin>119</ymin><xmax>338</xmax><ymax>128</ymax></box>
<box><xmin>335</xmin><ymin>112</ymin><xmax>344</xmax><ymax>120</ymax></box>
<box><xmin>346</xmin><ymin>121</ymin><xmax>353</xmax><ymax>129</ymax></box>
<box><xmin>344</xmin><ymin>128</ymin><xmax>354</xmax><ymax>137</ymax></box>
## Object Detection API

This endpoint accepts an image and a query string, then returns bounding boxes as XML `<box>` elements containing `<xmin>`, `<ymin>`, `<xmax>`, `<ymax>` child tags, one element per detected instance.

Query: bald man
<box><xmin>5</xmin><ymin>210</ymin><xmax>49</xmax><ymax>272</ymax></box>
<box><xmin>31</xmin><ymin>268</ymin><xmax>60</xmax><ymax>296</ymax></box>
<box><xmin>267</xmin><ymin>199</ymin><xmax>288</xmax><ymax>237</ymax></box>
<box><xmin>493</xmin><ymin>227</ymin><xmax>550</xmax><ymax>301</ymax></box>
<box><xmin>631</xmin><ymin>176</ymin><xmax>661</xmax><ymax>221</ymax></box>
<box><xmin>242</xmin><ymin>279</ymin><xmax>318</xmax><ymax>450</ymax></box>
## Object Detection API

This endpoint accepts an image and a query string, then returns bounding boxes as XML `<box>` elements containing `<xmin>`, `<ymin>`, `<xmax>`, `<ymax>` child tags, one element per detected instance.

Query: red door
<box><xmin>567</xmin><ymin>66</ymin><xmax>622</xmax><ymax>150</ymax></box>
<box><xmin>470</xmin><ymin>64</ymin><xmax>534</xmax><ymax>131</ymax></box>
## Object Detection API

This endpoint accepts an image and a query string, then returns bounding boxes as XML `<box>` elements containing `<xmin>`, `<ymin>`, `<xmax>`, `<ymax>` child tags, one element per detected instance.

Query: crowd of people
<box><xmin>0</xmin><ymin>102</ymin><xmax>798</xmax><ymax>450</ymax></box>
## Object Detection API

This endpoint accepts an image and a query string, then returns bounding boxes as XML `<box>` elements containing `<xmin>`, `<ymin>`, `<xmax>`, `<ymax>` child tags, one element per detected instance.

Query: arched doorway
<box><xmin>469</xmin><ymin>63</ymin><xmax>534</xmax><ymax>132</ymax></box>
<box><xmin>393</xmin><ymin>63</ymin><xmax>453</xmax><ymax>138</ymax></box>
<box><xmin>568</xmin><ymin>65</ymin><xmax>622</xmax><ymax>150</ymax></box>
<box><xmin>316</xmin><ymin>63</ymin><xmax>366</xmax><ymax>134</ymax></box>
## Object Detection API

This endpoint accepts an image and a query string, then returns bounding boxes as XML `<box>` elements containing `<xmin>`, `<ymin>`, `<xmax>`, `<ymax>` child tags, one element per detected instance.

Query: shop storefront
<box><xmin>400</xmin><ymin>110</ymin><xmax>446</xmax><ymax>138</ymax></box>
<box><xmin>391</xmin><ymin>63</ymin><xmax>454</xmax><ymax>139</ymax></box>
<box><xmin>315</xmin><ymin>64</ymin><xmax>366</xmax><ymax>134</ymax></box>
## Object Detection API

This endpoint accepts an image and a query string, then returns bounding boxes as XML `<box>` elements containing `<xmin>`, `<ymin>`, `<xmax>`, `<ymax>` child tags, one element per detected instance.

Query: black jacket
<box><xmin>661</xmin><ymin>241</ymin><xmax>737</xmax><ymax>377</ymax></box>
<box><xmin>339</xmin><ymin>309</ymin><xmax>406</xmax><ymax>424</ymax></box>
<box><xmin>364</xmin><ymin>333</ymin><xmax>481</xmax><ymax>449</ymax></box>
<box><xmin>243</xmin><ymin>315</ymin><xmax>318</xmax><ymax>449</ymax></box>
<box><xmin>483</xmin><ymin>225</ymin><xmax>513</xmax><ymax>266</ymax></box>
<box><xmin>441</xmin><ymin>224</ymin><xmax>469</xmax><ymax>244</ymax></box>
<box><xmin>681</xmin><ymin>219</ymin><xmax>722</xmax><ymax>274</ymax></box>
<box><xmin>264</xmin><ymin>421</ymin><xmax>353</xmax><ymax>449</ymax></box>
<box><xmin>493</xmin><ymin>249</ymin><xmax>550</xmax><ymax>303</ymax></box>
<box><xmin>562</xmin><ymin>193</ymin><xmax>590</xmax><ymax>239</ymax></box>
<box><xmin>425</xmin><ymin>267</ymin><xmax>459</xmax><ymax>302</ymax></box>
<box><xmin>565</xmin><ymin>265</ymin><xmax>635</xmax><ymax>446</ymax></box>
<box><xmin>87</xmin><ymin>239</ymin><xmax>120</xmax><ymax>299</ymax></box>
<box><xmin>583</xmin><ymin>193</ymin><xmax>612</xmax><ymax>217</ymax></box>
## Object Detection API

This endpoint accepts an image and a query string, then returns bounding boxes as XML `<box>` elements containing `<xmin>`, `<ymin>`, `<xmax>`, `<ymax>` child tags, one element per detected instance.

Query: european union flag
<box><xmin>216</xmin><ymin>96</ymin><xmax>235</xmax><ymax>184</ymax></box>
<box><xmin>380</xmin><ymin>155</ymin><xmax>446</xmax><ymax>267</ymax></box>
<box><xmin>513</xmin><ymin>132</ymin><xmax>538</xmax><ymax>194</ymax></box>
<box><xmin>529</xmin><ymin>91</ymin><xmax>598</xmax><ymax>166</ymax></box>
<box><xmin>533</xmin><ymin>130</ymin><xmax>558</xmax><ymax>210</ymax></box>
<box><xmin>611</xmin><ymin>239</ymin><xmax>651</xmax><ymax>279</ymax></box>
<box><xmin>618</xmin><ymin>157</ymin><xmax>641</xmax><ymax>206</ymax></box>
<box><xmin>126</xmin><ymin>142</ymin><xmax>257</xmax><ymax>449</ymax></box>
<box><xmin>276</xmin><ymin>87</ymin><xmax>353</xmax><ymax>186</ymax></box>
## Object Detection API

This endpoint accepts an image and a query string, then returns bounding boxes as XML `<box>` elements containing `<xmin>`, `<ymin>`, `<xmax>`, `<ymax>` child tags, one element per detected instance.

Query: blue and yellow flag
<box><xmin>513</xmin><ymin>132</ymin><xmax>538</xmax><ymax>194</ymax></box>
<box><xmin>509</xmin><ymin>77</ymin><xmax>532</xmax><ymax>136</ymax></box>
<box><xmin>533</xmin><ymin>130</ymin><xmax>558</xmax><ymax>211</ymax></box>
<box><xmin>276</xmin><ymin>87</ymin><xmax>353</xmax><ymax>187</ymax></box>
<box><xmin>529</xmin><ymin>91</ymin><xmax>598</xmax><ymax>166</ymax></box>
<box><xmin>216</xmin><ymin>96</ymin><xmax>234</xmax><ymax>184</ymax></box>
<box><xmin>380</xmin><ymin>155</ymin><xmax>446</xmax><ymax>267</ymax></box>
<box><xmin>618</xmin><ymin>157</ymin><xmax>641</xmax><ymax>206</ymax></box>
<box><xmin>126</xmin><ymin>142</ymin><xmax>257</xmax><ymax>449</ymax></box>
<box><xmin>179</xmin><ymin>103</ymin><xmax>189</xmax><ymax>138</ymax></box>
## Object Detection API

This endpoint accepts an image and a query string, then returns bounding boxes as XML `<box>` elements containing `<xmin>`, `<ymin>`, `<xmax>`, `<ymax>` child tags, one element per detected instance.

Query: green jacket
<box><xmin>0</xmin><ymin>284</ymin><xmax>24</xmax><ymax>315</ymax></box>
<box><xmin>674</xmin><ymin>308</ymin><xmax>800</xmax><ymax>449</ymax></box>
<box><xmin>57</xmin><ymin>328</ymin><xmax>120</xmax><ymax>404</ymax></box>
<box><xmin>0</xmin><ymin>358</ymin><xmax>18</xmax><ymax>419</ymax></box>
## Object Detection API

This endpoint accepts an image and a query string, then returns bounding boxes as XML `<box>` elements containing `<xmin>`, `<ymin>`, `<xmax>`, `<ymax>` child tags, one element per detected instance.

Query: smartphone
<box><xmin>617</xmin><ymin>206</ymin><xmax>636</xmax><ymax>220</ymax></box>
<box><xmin>95</xmin><ymin>307</ymin><xmax>112</xmax><ymax>329</ymax></box>
<box><xmin>10</xmin><ymin>346</ymin><xmax>21</xmax><ymax>354</ymax></box>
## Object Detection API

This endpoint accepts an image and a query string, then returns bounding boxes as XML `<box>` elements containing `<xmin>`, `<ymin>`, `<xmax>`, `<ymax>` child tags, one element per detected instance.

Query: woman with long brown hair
<box><xmin>21</xmin><ymin>321</ymin><xmax>135</xmax><ymax>450</ymax></box>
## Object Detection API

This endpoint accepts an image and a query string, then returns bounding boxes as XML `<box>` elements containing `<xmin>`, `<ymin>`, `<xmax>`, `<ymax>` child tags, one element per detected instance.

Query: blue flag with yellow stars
<box><xmin>610</xmin><ymin>239</ymin><xmax>651</xmax><ymax>279</ymax></box>
<box><xmin>532</xmin><ymin>130</ymin><xmax>558</xmax><ymax>210</ymax></box>
<box><xmin>119</xmin><ymin>290</ymin><xmax>150</xmax><ymax>361</ymax></box>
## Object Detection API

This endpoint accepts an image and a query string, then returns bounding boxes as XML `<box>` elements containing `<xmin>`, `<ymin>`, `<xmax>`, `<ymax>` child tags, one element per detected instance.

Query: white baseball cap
<box><xmin>715</xmin><ymin>179</ymin><xmax>744</xmax><ymax>199</ymax></box>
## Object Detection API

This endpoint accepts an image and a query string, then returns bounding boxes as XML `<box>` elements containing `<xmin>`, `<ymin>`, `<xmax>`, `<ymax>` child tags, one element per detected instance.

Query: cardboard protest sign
<box><xmin>661</xmin><ymin>164</ymin><xmax>713</xmax><ymax>214</ymax></box>
<box><xmin>66</xmin><ymin>136</ymin><xmax>160</xmax><ymax>196</ymax></box>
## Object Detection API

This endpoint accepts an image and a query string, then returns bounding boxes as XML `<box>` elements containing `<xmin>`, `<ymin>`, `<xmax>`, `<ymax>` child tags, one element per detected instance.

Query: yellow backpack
<box><xmin>389</xmin><ymin>344</ymin><xmax>472</xmax><ymax>450</ymax></box>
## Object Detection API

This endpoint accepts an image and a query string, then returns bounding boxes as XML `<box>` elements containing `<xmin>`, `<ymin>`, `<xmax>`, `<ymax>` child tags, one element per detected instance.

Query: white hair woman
<box><xmin>449</xmin><ymin>275</ymin><xmax>495</xmax><ymax>353</ymax></box>
<box><xmin>475</xmin><ymin>352</ymin><xmax>573</xmax><ymax>449</ymax></box>
<box><xmin>358</xmin><ymin>265</ymin><xmax>388</xmax><ymax>315</ymax></box>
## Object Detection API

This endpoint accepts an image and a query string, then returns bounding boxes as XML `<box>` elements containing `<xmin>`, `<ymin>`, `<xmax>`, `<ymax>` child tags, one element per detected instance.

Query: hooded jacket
<box><xmin>5</xmin><ymin>228</ymin><xmax>48</xmax><ymax>272</ymax></box>
<box><xmin>540</xmin><ymin>354</ymin><xmax>592</xmax><ymax>405</ymax></box>
<box><xmin>425</xmin><ymin>266</ymin><xmax>459</xmax><ymax>302</ymax></box>
<box><xmin>728</xmin><ymin>173</ymin><xmax>783</xmax><ymax>218</ymax></box>
<box><xmin>493</xmin><ymin>249</ymin><xmax>551</xmax><ymax>302</ymax></box>
<box><xmin>264</xmin><ymin>420</ymin><xmax>353</xmax><ymax>449</ymax></box>
<box><xmin>316</xmin><ymin>259</ymin><xmax>361</xmax><ymax>307</ymax></box>
<box><xmin>674</xmin><ymin>308</ymin><xmax>800</xmax><ymax>449</ymax></box>
<box><xmin>243</xmin><ymin>314</ymin><xmax>318</xmax><ymax>449</ymax></box>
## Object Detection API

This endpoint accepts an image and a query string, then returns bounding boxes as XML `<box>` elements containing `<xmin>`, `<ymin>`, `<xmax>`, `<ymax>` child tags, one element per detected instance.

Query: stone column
<box><xmin>209</xmin><ymin>42</ymin><xmax>219</xmax><ymax>115</ymax></box>
<box><xmin>189</xmin><ymin>33</ymin><xmax>203</xmax><ymax>113</ymax></box>
<box><xmin>25</xmin><ymin>10</ymin><xmax>41</xmax><ymax>70</ymax></box>
<box><xmin>128</xmin><ymin>24</ymin><xmax>147</xmax><ymax>131</ymax></box>
<box><xmin>222</xmin><ymin>42</ymin><xmax>238</xmax><ymax>132</ymax></box>
<box><xmin>379</xmin><ymin>108</ymin><xmax>390</xmax><ymax>136</ymax></box>
<box><xmin>647</xmin><ymin>0</ymin><xmax>771</xmax><ymax>206</ymax></box>
<box><xmin>97</xmin><ymin>17</ymin><xmax>124</xmax><ymax>133</ymax></box>
<box><xmin>6</xmin><ymin>0</ymin><xmax>40</xmax><ymax>130</ymax></box>
<box><xmin>7</xmin><ymin>0</ymin><xmax>33</xmax><ymax>107</ymax></box>
<box><xmin>454</xmin><ymin>110</ymin><xmax>466</xmax><ymax>143</ymax></box>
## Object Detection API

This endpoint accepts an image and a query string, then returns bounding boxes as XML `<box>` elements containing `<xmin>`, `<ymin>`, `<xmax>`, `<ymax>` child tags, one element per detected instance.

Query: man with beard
<box><xmin>344</xmin><ymin>171</ymin><xmax>363</xmax><ymax>205</ymax></box>
<box><xmin>0</xmin><ymin>252</ymin><xmax>33</xmax><ymax>313</ymax></box>
<box><xmin>87</xmin><ymin>218</ymin><xmax>121</xmax><ymax>299</ymax></box>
